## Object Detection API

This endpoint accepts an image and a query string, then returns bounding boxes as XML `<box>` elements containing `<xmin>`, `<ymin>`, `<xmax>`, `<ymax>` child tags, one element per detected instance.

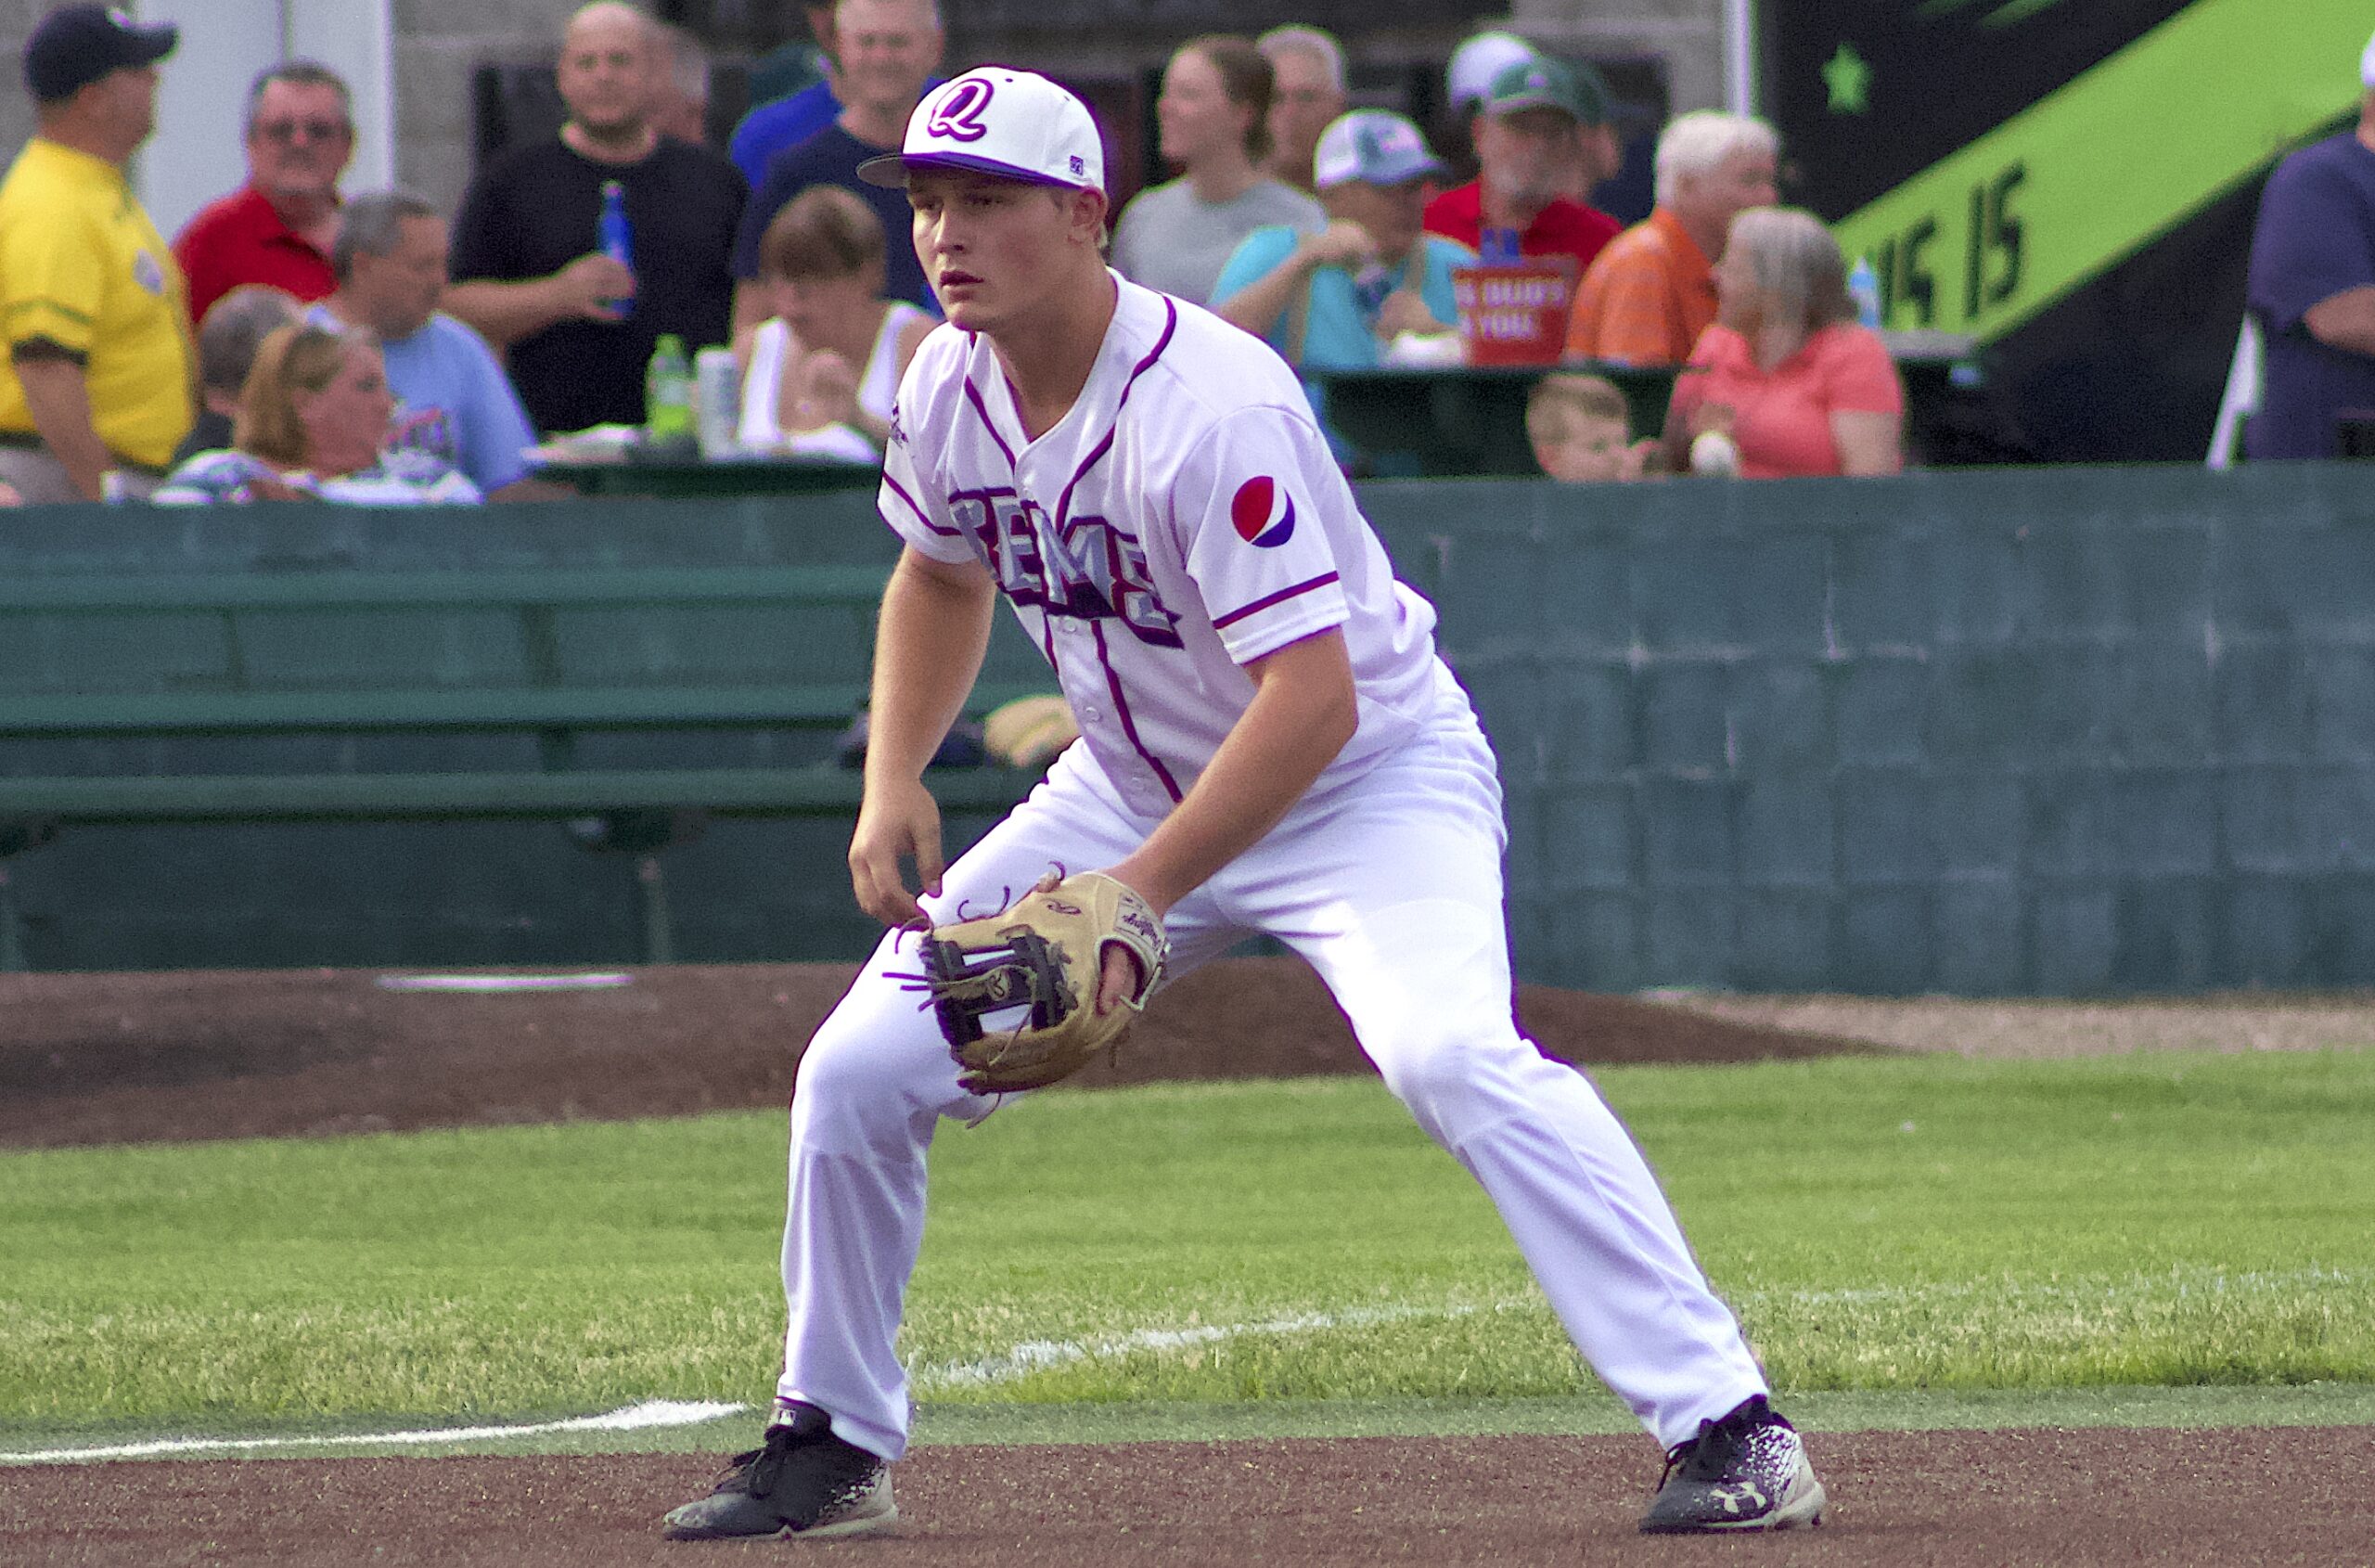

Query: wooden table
<box><xmin>1310</xmin><ymin>331</ymin><xmax>1980</xmax><ymax>479</ymax></box>
<box><xmin>535</xmin><ymin>449</ymin><xmax>881</xmax><ymax>498</ymax></box>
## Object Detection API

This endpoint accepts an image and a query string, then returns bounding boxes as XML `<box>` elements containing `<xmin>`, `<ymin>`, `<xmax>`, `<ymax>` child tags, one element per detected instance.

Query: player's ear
<box><xmin>1064</xmin><ymin>186</ymin><xmax>1110</xmax><ymax>249</ymax></box>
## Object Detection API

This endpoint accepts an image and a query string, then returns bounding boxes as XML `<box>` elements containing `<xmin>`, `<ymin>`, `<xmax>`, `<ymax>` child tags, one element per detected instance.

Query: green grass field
<box><xmin>4</xmin><ymin>1049</ymin><xmax>2372</xmax><ymax>1458</ymax></box>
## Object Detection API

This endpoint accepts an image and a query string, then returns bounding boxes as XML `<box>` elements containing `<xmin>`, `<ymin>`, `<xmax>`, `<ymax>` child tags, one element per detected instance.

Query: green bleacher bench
<box><xmin>0</xmin><ymin>563</ymin><xmax>1047</xmax><ymax>969</ymax></box>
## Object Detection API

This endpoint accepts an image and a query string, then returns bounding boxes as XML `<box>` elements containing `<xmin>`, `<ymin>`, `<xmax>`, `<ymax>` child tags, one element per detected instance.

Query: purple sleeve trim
<box><xmin>1212</xmin><ymin>572</ymin><xmax>1342</xmax><ymax>631</ymax></box>
<box><xmin>880</xmin><ymin>469</ymin><xmax>957</xmax><ymax>536</ymax></box>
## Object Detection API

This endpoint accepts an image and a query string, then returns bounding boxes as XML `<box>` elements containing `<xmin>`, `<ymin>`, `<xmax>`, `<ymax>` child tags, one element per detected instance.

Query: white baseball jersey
<box><xmin>878</xmin><ymin>272</ymin><xmax>1466</xmax><ymax>818</ymax></box>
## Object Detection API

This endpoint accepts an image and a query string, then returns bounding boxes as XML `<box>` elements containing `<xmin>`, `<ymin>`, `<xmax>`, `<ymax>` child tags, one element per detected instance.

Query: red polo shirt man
<box><xmin>1423</xmin><ymin>55</ymin><xmax>1618</xmax><ymax>277</ymax></box>
<box><xmin>173</xmin><ymin>62</ymin><xmax>353</xmax><ymax>325</ymax></box>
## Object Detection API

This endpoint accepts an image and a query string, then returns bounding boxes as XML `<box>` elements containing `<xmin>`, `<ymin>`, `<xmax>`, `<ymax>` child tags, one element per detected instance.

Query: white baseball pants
<box><xmin>777</xmin><ymin>719</ymin><xmax>1768</xmax><ymax>1460</ymax></box>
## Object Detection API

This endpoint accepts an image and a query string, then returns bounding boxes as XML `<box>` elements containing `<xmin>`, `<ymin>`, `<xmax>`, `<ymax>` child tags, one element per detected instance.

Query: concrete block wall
<box><xmin>1366</xmin><ymin>463</ymin><xmax>2375</xmax><ymax>995</ymax></box>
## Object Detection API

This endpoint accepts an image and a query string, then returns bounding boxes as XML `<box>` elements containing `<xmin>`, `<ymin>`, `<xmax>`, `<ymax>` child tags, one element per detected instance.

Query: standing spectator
<box><xmin>446</xmin><ymin>2</ymin><xmax>743</xmax><ymax>435</ymax></box>
<box><xmin>650</xmin><ymin>22</ymin><xmax>712</xmax><ymax>146</ymax></box>
<box><xmin>738</xmin><ymin>186</ymin><xmax>932</xmax><ymax>458</ymax></box>
<box><xmin>1433</xmin><ymin>30</ymin><xmax>1536</xmax><ymax>182</ymax></box>
<box><xmin>313</xmin><ymin>191</ymin><xmax>550</xmax><ymax>500</ymax></box>
<box><xmin>180</xmin><ymin>285</ymin><xmax>302</xmax><ymax>461</ymax></box>
<box><xmin>173</xmin><ymin>62</ymin><xmax>354</xmax><ymax>328</ymax></box>
<box><xmin>0</xmin><ymin>5</ymin><xmax>189</xmax><ymax>502</ymax></box>
<box><xmin>1112</xmin><ymin>36</ymin><xmax>1325</xmax><ymax>306</ymax></box>
<box><xmin>1422</xmin><ymin>56</ymin><xmax>1620</xmax><ymax>280</ymax></box>
<box><xmin>2243</xmin><ymin>32</ymin><xmax>2375</xmax><ymax>459</ymax></box>
<box><xmin>730</xmin><ymin>3</ymin><xmax>841</xmax><ymax>188</ymax></box>
<box><xmin>1662</xmin><ymin>207</ymin><xmax>1904</xmax><ymax>480</ymax></box>
<box><xmin>1567</xmin><ymin>111</ymin><xmax>1778</xmax><ymax>366</ymax></box>
<box><xmin>734</xmin><ymin>0</ymin><xmax>944</xmax><ymax>329</ymax></box>
<box><xmin>1255</xmin><ymin>25</ymin><xmax>1346</xmax><ymax>196</ymax></box>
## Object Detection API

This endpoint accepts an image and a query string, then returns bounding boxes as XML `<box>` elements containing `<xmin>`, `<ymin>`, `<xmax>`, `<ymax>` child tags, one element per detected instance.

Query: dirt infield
<box><xmin>6</xmin><ymin>960</ymin><xmax>2369</xmax><ymax>1563</ymax></box>
<box><xmin>4</xmin><ymin>1426</ymin><xmax>2366</xmax><ymax>1567</ymax></box>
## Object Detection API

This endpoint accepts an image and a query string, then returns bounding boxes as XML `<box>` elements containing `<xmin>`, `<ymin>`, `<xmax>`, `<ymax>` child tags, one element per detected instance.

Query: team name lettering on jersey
<box><xmin>949</xmin><ymin>485</ymin><xmax>1183</xmax><ymax>648</ymax></box>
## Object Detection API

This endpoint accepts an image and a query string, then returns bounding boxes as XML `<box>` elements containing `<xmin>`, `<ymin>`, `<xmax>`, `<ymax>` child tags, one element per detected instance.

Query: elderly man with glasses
<box><xmin>173</xmin><ymin>61</ymin><xmax>356</xmax><ymax>327</ymax></box>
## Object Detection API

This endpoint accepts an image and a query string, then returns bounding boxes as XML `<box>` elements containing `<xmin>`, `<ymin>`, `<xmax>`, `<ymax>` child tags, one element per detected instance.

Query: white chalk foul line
<box><xmin>915</xmin><ymin>1298</ymin><xmax>1527</xmax><ymax>1392</ymax></box>
<box><xmin>0</xmin><ymin>1398</ymin><xmax>748</xmax><ymax>1467</ymax></box>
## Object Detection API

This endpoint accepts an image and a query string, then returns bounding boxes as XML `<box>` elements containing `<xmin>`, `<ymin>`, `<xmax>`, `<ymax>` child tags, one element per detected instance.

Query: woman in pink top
<box><xmin>1663</xmin><ymin>207</ymin><xmax>1905</xmax><ymax>478</ymax></box>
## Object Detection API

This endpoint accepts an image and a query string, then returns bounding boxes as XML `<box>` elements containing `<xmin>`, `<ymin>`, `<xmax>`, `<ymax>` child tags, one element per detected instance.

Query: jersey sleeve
<box><xmin>877</xmin><ymin>360</ymin><xmax>975</xmax><ymax>565</ymax></box>
<box><xmin>1175</xmin><ymin>405</ymin><xmax>1353</xmax><ymax>665</ymax></box>
<box><xmin>2247</xmin><ymin>150</ymin><xmax>2375</xmax><ymax>335</ymax></box>
<box><xmin>0</xmin><ymin>205</ymin><xmax>105</xmax><ymax>357</ymax></box>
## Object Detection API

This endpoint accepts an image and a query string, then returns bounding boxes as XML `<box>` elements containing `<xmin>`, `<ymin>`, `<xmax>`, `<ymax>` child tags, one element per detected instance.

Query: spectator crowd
<box><xmin>23</xmin><ymin>0</ymin><xmax>2371</xmax><ymax>504</ymax></box>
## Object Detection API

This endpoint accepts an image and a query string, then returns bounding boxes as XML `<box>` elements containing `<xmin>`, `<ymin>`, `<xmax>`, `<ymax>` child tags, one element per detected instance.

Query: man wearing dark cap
<box><xmin>1422</xmin><ymin>53</ymin><xmax>1620</xmax><ymax>280</ymax></box>
<box><xmin>0</xmin><ymin>5</ymin><xmax>190</xmax><ymax>502</ymax></box>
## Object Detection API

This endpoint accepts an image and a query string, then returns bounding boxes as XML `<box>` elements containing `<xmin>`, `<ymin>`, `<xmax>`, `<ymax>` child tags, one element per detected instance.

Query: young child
<box><xmin>1527</xmin><ymin>372</ymin><xmax>1657</xmax><ymax>482</ymax></box>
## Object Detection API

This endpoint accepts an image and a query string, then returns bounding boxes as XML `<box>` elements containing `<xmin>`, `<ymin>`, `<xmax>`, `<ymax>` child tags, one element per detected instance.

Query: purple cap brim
<box><xmin>856</xmin><ymin>150</ymin><xmax>1090</xmax><ymax>191</ymax></box>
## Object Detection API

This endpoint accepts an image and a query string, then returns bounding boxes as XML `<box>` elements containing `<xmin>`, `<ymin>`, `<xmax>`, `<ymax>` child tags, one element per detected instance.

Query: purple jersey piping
<box><xmin>962</xmin><ymin>376</ymin><xmax>1018</xmax><ymax>469</ymax></box>
<box><xmin>1091</xmin><ymin>618</ymin><xmax>1184</xmax><ymax>803</ymax></box>
<box><xmin>1054</xmin><ymin>297</ymin><xmax>1178</xmax><ymax>530</ymax></box>
<box><xmin>880</xmin><ymin>469</ymin><xmax>958</xmax><ymax>536</ymax></box>
<box><xmin>1212</xmin><ymin>571</ymin><xmax>1342</xmax><ymax>631</ymax></box>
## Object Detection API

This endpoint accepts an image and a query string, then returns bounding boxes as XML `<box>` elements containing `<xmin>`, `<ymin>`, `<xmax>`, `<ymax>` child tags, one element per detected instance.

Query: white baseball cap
<box><xmin>857</xmin><ymin>68</ymin><xmax>1106</xmax><ymax>192</ymax></box>
<box><xmin>2361</xmin><ymin>26</ymin><xmax>2375</xmax><ymax>88</ymax></box>
<box><xmin>1313</xmin><ymin>109</ymin><xmax>1449</xmax><ymax>190</ymax></box>
<box><xmin>1447</xmin><ymin>31</ymin><xmax>1539</xmax><ymax>118</ymax></box>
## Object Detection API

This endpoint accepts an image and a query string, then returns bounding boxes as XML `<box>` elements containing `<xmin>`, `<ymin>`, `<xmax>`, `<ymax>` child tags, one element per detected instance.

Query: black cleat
<box><xmin>1638</xmin><ymin>1394</ymin><xmax>1827</xmax><ymax>1533</ymax></box>
<box><xmin>661</xmin><ymin>1403</ymin><xmax>896</xmax><ymax>1541</ymax></box>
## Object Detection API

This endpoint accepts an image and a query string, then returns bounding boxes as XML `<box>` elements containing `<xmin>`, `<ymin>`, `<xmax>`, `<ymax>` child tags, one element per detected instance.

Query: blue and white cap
<box><xmin>1312</xmin><ymin>109</ymin><xmax>1448</xmax><ymax>190</ymax></box>
<box><xmin>857</xmin><ymin>68</ymin><xmax>1106</xmax><ymax>193</ymax></box>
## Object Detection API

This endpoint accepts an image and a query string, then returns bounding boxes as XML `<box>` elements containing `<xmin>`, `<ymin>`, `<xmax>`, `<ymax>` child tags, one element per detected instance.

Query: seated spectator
<box><xmin>1527</xmin><ymin>372</ymin><xmax>1653</xmax><ymax>482</ymax></box>
<box><xmin>1212</xmin><ymin>109</ymin><xmax>1465</xmax><ymax>455</ymax></box>
<box><xmin>173</xmin><ymin>61</ymin><xmax>354</xmax><ymax>328</ymax></box>
<box><xmin>180</xmin><ymin>285</ymin><xmax>302</xmax><ymax>462</ymax></box>
<box><xmin>729</xmin><ymin>3</ymin><xmax>841</xmax><ymax>188</ymax></box>
<box><xmin>2242</xmin><ymin>31</ymin><xmax>2375</xmax><ymax>459</ymax></box>
<box><xmin>446</xmin><ymin>3</ymin><xmax>743</xmax><ymax>436</ymax></box>
<box><xmin>735</xmin><ymin>0</ymin><xmax>944</xmax><ymax>335</ymax></box>
<box><xmin>312</xmin><ymin>190</ymin><xmax>551</xmax><ymax>499</ymax></box>
<box><xmin>738</xmin><ymin>186</ymin><xmax>932</xmax><ymax>458</ymax></box>
<box><xmin>1423</xmin><ymin>54</ymin><xmax>1619</xmax><ymax>279</ymax></box>
<box><xmin>1255</xmin><ymin>25</ymin><xmax>1346</xmax><ymax>197</ymax></box>
<box><xmin>1567</xmin><ymin>111</ymin><xmax>1777</xmax><ymax>366</ymax></box>
<box><xmin>154</xmin><ymin>323</ymin><xmax>481</xmax><ymax>504</ymax></box>
<box><xmin>1662</xmin><ymin>207</ymin><xmax>1904</xmax><ymax>480</ymax></box>
<box><xmin>1111</xmin><ymin>35</ymin><xmax>1325</xmax><ymax>306</ymax></box>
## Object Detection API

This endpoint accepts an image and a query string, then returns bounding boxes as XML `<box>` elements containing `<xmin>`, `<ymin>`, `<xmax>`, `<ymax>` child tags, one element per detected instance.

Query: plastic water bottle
<box><xmin>644</xmin><ymin>333</ymin><xmax>694</xmax><ymax>449</ymax></box>
<box><xmin>1848</xmin><ymin>255</ymin><xmax>1882</xmax><ymax>330</ymax></box>
<box><xmin>597</xmin><ymin>180</ymin><xmax>634</xmax><ymax>317</ymax></box>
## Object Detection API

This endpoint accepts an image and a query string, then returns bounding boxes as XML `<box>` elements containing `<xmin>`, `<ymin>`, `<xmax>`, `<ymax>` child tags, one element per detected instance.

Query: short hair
<box><xmin>235</xmin><ymin>323</ymin><xmax>370</xmax><ymax>467</ymax></box>
<box><xmin>196</xmin><ymin>286</ymin><xmax>302</xmax><ymax>395</ymax></box>
<box><xmin>1255</xmin><ymin>25</ymin><xmax>1346</xmax><ymax>94</ymax></box>
<box><xmin>243</xmin><ymin>60</ymin><xmax>353</xmax><ymax>138</ymax></box>
<box><xmin>831</xmin><ymin>0</ymin><xmax>943</xmax><ymax>32</ymax></box>
<box><xmin>1653</xmin><ymin>110</ymin><xmax>1778</xmax><ymax>206</ymax></box>
<box><xmin>1726</xmin><ymin>206</ymin><xmax>1853</xmax><ymax>332</ymax></box>
<box><xmin>1178</xmin><ymin>35</ymin><xmax>1276</xmax><ymax>164</ymax></box>
<box><xmin>759</xmin><ymin>185</ymin><xmax>888</xmax><ymax>281</ymax></box>
<box><xmin>1526</xmin><ymin>373</ymin><xmax>1631</xmax><ymax>442</ymax></box>
<box><xmin>330</xmin><ymin>189</ymin><xmax>441</xmax><ymax>281</ymax></box>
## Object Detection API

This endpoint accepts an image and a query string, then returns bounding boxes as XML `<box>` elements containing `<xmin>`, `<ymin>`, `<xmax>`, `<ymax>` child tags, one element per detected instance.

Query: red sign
<box><xmin>1451</xmin><ymin>264</ymin><xmax>1578</xmax><ymax>366</ymax></box>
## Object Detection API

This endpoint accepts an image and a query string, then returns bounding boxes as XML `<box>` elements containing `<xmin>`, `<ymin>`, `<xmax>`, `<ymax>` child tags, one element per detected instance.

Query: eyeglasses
<box><xmin>253</xmin><ymin>118</ymin><xmax>350</xmax><ymax>144</ymax></box>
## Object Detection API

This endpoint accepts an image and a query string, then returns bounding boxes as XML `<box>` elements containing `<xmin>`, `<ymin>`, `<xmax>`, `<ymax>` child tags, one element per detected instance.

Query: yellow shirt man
<box><xmin>0</xmin><ymin>137</ymin><xmax>194</xmax><ymax>472</ymax></box>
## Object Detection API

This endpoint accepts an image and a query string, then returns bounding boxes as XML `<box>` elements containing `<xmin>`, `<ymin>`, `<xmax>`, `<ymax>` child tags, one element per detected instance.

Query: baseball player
<box><xmin>663</xmin><ymin>68</ymin><xmax>1826</xmax><ymax>1542</ymax></box>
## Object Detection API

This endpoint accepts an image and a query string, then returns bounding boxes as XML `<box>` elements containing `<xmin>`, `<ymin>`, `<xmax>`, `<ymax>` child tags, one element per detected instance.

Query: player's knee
<box><xmin>790</xmin><ymin>1008</ymin><xmax>943</xmax><ymax>1153</ymax></box>
<box><xmin>1367</xmin><ymin>1022</ymin><xmax>1475</xmax><ymax>1117</ymax></box>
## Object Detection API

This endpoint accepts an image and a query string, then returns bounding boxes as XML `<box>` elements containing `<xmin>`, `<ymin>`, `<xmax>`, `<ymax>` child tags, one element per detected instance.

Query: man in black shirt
<box><xmin>447</xmin><ymin>2</ymin><xmax>743</xmax><ymax>435</ymax></box>
<box><xmin>731</xmin><ymin>0</ymin><xmax>941</xmax><ymax>335</ymax></box>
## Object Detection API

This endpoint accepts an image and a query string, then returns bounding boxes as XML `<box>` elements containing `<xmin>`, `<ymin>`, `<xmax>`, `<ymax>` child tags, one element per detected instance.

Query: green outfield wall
<box><xmin>1</xmin><ymin>462</ymin><xmax>2368</xmax><ymax>994</ymax></box>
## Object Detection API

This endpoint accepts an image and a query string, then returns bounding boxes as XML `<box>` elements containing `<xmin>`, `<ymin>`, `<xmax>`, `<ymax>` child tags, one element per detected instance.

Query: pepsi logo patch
<box><xmin>1229</xmin><ymin>476</ymin><xmax>1296</xmax><ymax>548</ymax></box>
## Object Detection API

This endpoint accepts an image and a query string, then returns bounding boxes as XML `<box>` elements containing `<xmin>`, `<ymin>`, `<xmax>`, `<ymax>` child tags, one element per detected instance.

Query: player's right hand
<box><xmin>849</xmin><ymin>776</ymin><xmax>944</xmax><ymax>927</ymax></box>
<box><xmin>558</xmin><ymin>253</ymin><xmax>635</xmax><ymax>321</ymax></box>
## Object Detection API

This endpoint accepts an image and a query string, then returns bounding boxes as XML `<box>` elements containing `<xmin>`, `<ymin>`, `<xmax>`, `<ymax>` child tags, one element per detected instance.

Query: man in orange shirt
<box><xmin>1565</xmin><ymin>110</ymin><xmax>1776</xmax><ymax>366</ymax></box>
